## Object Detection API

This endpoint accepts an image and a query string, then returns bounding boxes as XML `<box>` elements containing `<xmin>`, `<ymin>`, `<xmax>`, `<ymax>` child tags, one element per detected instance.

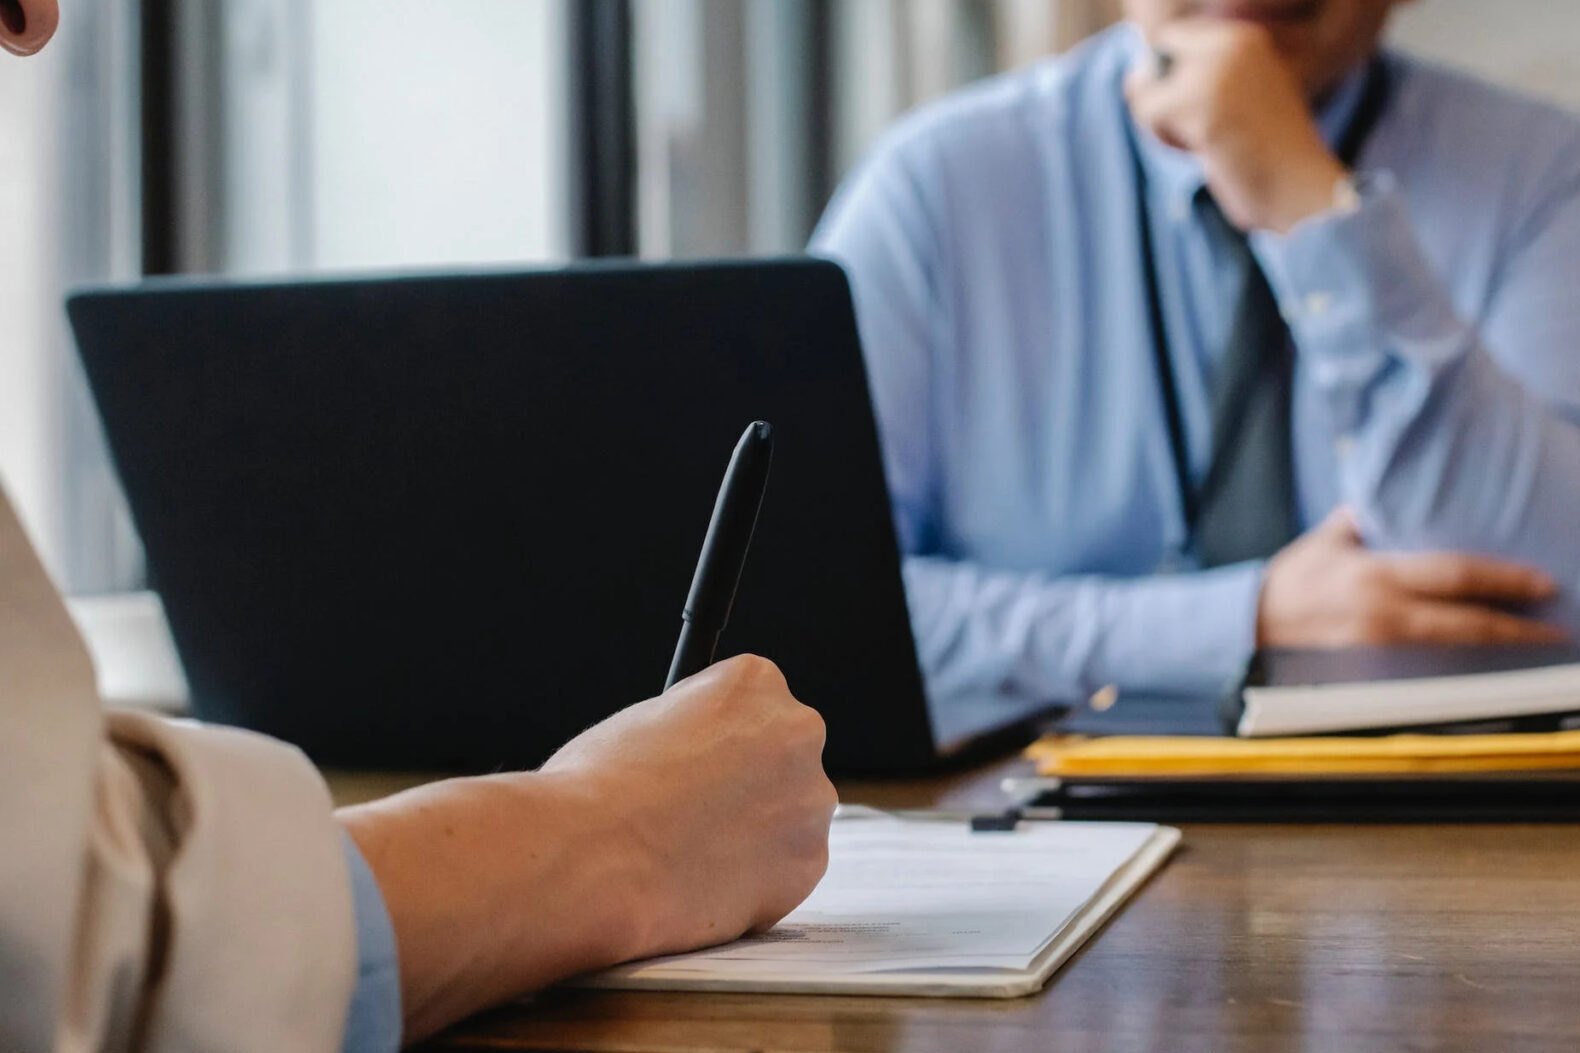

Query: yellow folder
<box><xmin>1026</xmin><ymin>729</ymin><xmax>1580</xmax><ymax>778</ymax></box>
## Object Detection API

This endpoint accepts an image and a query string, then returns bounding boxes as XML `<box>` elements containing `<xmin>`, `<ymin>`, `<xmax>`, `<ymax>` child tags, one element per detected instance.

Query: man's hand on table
<box><xmin>1257</xmin><ymin>508</ymin><xmax>1566</xmax><ymax>648</ymax></box>
<box><xmin>339</xmin><ymin>653</ymin><xmax>837</xmax><ymax>1044</ymax></box>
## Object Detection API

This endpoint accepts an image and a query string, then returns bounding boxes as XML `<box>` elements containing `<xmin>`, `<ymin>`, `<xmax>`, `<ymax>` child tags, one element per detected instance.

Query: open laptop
<box><xmin>67</xmin><ymin>259</ymin><xmax>1056</xmax><ymax>775</ymax></box>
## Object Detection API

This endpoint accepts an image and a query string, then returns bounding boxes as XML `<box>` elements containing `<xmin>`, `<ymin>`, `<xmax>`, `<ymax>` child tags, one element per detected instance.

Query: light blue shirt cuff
<box><xmin>1081</xmin><ymin>559</ymin><xmax>1268</xmax><ymax>699</ymax></box>
<box><xmin>1253</xmin><ymin>173</ymin><xmax>1466</xmax><ymax>426</ymax></box>
<box><xmin>1251</xmin><ymin>173</ymin><xmax>1490</xmax><ymax>532</ymax></box>
<box><xmin>341</xmin><ymin>832</ymin><xmax>403</xmax><ymax>1053</ymax></box>
<box><xmin>903</xmin><ymin>555</ymin><xmax>1266</xmax><ymax>705</ymax></box>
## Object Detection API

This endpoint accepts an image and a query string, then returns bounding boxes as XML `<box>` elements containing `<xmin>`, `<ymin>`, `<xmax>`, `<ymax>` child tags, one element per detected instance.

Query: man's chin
<box><xmin>1208</xmin><ymin>0</ymin><xmax>1326</xmax><ymax>26</ymax></box>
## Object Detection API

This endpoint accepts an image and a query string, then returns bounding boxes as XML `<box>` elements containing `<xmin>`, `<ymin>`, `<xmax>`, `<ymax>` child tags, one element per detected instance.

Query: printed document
<box><xmin>579</xmin><ymin>816</ymin><xmax>1178</xmax><ymax>997</ymax></box>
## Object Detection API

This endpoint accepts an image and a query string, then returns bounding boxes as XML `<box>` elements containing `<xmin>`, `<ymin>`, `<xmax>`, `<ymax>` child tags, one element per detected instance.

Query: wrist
<box><xmin>1254</xmin><ymin>564</ymin><xmax>1275</xmax><ymax>649</ymax></box>
<box><xmin>338</xmin><ymin>771</ymin><xmax>654</xmax><ymax>1040</ymax></box>
<box><xmin>1263</xmin><ymin>153</ymin><xmax>1349</xmax><ymax>234</ymax></box>
<box><xmin>514</xmin><ymin>769</ymin><xmax>663</xmax><ymax>964</ymax></box>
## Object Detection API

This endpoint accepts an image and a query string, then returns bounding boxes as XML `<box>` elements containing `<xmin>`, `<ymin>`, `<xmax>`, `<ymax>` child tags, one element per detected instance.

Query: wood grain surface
<box><xmin>334</xmin><ymin>761</ymin><xmax>1580</xmax><ymax>1053</ymax></box>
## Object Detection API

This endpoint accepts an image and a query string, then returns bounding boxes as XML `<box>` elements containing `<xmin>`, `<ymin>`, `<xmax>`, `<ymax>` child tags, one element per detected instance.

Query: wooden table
<box><xmin>333</xmin><ymin>762</ymin><xmax>1580</xmax><ymax>1052</ymax></box>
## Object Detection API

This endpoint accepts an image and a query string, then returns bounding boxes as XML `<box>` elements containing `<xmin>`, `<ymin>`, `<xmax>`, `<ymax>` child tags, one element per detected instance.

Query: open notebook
<box><xmin>573</xmin><ymin>815</ymin><xmax>1179</xmax><ymax>998</ymax></box>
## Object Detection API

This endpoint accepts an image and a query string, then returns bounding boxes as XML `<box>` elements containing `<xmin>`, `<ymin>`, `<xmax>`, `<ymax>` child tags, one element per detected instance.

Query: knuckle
<box><xmin>1353</xmin><ymin>557</ymin><xmax>1386</xmax><ymax>585</ymax></box>
<box><xmin>744</xmin><ymin>653</ymin><xmax>788</xmax><ymax>689</ymax></box>
<box><xmin>1225</xmin><ymin>21</ymin><xmax>1271</xmax><ymax>50</ymax></box>
<box><xmin>772</xmin><ymin>711</ymin><xmax>827</xmax><ymax>770</ymax></box>
<box><xmin>796</xmin><ymin>837</ymin><xmax>831</xmax><ymax>892</ymax></box>
<box><xmin>1354</xmin><ymin>562</ymin><xmax>1392</xmax><ymax>597</ymax></box>
<box><xmin>1439</xmin><ymin>560</ymin><xmax>1474</xmax><ymax>595</ymax></box>
<box><xmin>723</xmin><ymin>653</ymin><xmax>787</xmax><ymax>693</ymax></box>
<box><xmin>728</xmin><ymin>652</ymin><xmax>768</xmax><ymax>678</ymax></box>
<box><xmin>1450</xmin><ymin>616</ymin><xmax>1492</xmax><ymax>644</ymax></box>
<box><xmin>1488</xmin><ymin>619</ymin><xmax>1521</xmax><ymax>642</ymax></box>
<box><xmin>810</xmin><ymin>841</ymin><xmax>831</xmax><ymax>883</ymax></box>
<box><xmin>1491</xmin><ymin>616</ymin><xmax>1539</xmax><ymax>643</ymax></box>
<box><xmin>795</xmin><ymin>704</ymin><xmax>828</xmax><ymax>746</ymax></box>
<box><xmin>782</xmin><ymin>814</ymin><xmax>832</xmax><ymax>884</ymax></box>
<box><xmin>1354</xmin><ymin>608</ymin><xmax>1399</xmax><ymax>644</ymax></box>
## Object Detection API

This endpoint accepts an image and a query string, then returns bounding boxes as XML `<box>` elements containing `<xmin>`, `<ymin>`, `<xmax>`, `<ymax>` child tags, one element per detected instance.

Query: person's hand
<box><xmin>1257</xmin><ymin>509</ymin><xmax>1566</xmax><ymax>648</ymax></box>
<box><xmin>341</xmin><ymin>653</ymin><xmax>836</xmax><ymax>1043</ymax></box>
<box><xmin>541</xmin><ymin>654</ymin><xmax>838</xmax><ymax>953</ymax></box>
<box><xmin>1124</xmin><ymin>18</ymin><xmax>1348</xmax><ymax>233</ymax></box>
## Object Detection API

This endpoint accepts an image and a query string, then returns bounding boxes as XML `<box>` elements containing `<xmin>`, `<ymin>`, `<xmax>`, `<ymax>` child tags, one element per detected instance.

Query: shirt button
<box><xmin>1335</xmin><ymin>434</ymin><xmax>1356</xmax><ymax>458</ymax></box>
<box><xmin>1089</xmin><ymin>685</ymin><xmax>1120</xmax><ymax>713</ymax></box>
<box><xmin>1305</xmin><ymin>291</ymin><xmax>1334</xmax><ymax>317</ymax></box>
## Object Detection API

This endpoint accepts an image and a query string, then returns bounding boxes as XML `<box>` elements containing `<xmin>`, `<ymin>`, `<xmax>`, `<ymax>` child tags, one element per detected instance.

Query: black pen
<box><xmin>664</xmin><ymin>421</ymin><xmax>774</xmax><ymax>690</ymax></box>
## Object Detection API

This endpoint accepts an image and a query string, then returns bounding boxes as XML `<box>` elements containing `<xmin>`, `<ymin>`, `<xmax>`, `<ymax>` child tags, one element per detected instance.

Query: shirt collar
<box><xmin>1119</xmin><ymin>21</ymin><xmax>1377</xmax><ymax>205</ymax></box>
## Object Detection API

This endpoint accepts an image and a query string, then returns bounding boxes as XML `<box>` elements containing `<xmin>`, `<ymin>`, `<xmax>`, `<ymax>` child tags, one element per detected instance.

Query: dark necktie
<box><xmin>1179</xmin><ymin>62</ymin><xmax>1392</xmax><ymax>568</ymax></box>
<box><xmin>1191</xmin><ymin>193</ymin><xmax>1297</xmax><ymax>569</ymax></box>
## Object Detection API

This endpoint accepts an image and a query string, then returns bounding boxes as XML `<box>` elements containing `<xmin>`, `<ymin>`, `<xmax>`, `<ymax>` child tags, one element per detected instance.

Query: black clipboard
<box><xmin>1029</xmin><ymin>773</ymin><xmax>1580</xmax><ymax>823</ymax></box>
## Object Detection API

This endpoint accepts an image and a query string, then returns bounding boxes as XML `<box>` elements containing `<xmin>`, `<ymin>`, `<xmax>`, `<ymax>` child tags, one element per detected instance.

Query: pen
<box><xmin>664</xmin><ymin>420</ymin><xmax>774</xmax><ymax>690</ymax></box>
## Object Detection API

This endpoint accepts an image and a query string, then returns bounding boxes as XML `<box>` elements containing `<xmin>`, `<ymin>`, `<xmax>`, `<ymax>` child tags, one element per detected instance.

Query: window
<box><xmin>3</xmin><ymin>0</ymin><xmax>141</xmax><ymax>591</ymax></box>
<box><xmin>33</xmin><ymin>0</ymin><xmax>573</xmax><ymax>594</ymax></box>
<box><xmin>630</xmin><ymin>0</ymin><xmax>1107</xmax><ymax>260</ymax></box>
<box><xmin>7</xmin><ymin>0</ymin><xmax>1100</xmax><ymax>596</ymax></box>
<box><xmin>1388</xmin><ymin>0</ymin><xmax>1580</xmax><ymax>109</ymax></box>
<box><xmin>158</xmin><ymin>0</ymin><xmax>571</xmax><ymax>277</ymax></box>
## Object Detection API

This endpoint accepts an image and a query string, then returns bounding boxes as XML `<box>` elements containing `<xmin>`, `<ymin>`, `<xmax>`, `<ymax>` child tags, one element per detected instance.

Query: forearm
<box><xmin>337</xmin><ymin>771</ymin><xmax>649</xmax><ymax>1044</ymax></box>
<box><xmin>1354</xmin><ymin>346</ymin><xmax>1580</xmax><ymax>577</ymax></box>
<box><xmin>1256</xmin><ymin>181</ymin><xmax>1580</xmax><ymax>593</ymax></box>
<box><xmin>340</xmin><ymin>660</ymin><xmax>837</xmax><ymax>1046</ymax></box>
<box><xmin>904</xmin><ymin>555</ymin><xmax>1266</xmax><ymax>705</ymax></box>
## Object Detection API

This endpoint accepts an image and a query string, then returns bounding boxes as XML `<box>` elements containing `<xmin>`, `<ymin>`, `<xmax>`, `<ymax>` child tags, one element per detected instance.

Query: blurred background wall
<box><xmin>1</xmin><ymin>0</ymin><xmax>1575</xmax><ymax>595</ymax></box>
<box><xmin>1390</xmin><ymin>0</ymin><xmax>1580</xmax><ymax>111</ymax></box>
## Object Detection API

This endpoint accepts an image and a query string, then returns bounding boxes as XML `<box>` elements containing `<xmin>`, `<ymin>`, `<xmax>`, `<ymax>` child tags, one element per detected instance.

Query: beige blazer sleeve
<box><xmin>0</xmin><ymin>483</ymin><xmax>358</xmax><ymax>1052</ymax></box>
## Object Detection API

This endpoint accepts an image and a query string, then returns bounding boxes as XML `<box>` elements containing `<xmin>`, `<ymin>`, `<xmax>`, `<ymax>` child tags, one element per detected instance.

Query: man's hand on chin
<box><xmin>1124</xmin><ymin>17</ymin><xmax>1349</xmax><ymax>233</ymax></box>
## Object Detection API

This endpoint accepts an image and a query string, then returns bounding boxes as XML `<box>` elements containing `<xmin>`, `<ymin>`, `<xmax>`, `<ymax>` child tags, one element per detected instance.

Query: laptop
<box><xmin>67</xmin><ymin>259</ymin><xmax>1056</xmax><ymax>775</ymax></box>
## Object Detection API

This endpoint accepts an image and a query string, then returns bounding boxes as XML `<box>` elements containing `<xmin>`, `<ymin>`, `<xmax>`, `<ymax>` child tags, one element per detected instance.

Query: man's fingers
<box><xmin>1124</xmin><ymin>67</ymin><xmax>1197</xmax><ymax>149</ymax></box>
<box><xmin>1148</xmin><ymin>16</ymin><xmax>1250</xmax><ymax>57</ymax></box>
<box><xmin>1396</xmin><ymin>601</ymin><xmax>1568</xmax><ymax>646</ymax></box>
<box><xmin>1313</xmin><ymin>506</ymin><xmax>1363</xmax><ymax>544</ymax></box>
<box><xmin>1385</xmin><ymin>552</ymin><xmax>1559</xmax><ymax>603</ymax></box>
<box><xmin>1125</xmin><ymin>19</ymin><xmax>1249</xmax><ymax>150</ymax></box>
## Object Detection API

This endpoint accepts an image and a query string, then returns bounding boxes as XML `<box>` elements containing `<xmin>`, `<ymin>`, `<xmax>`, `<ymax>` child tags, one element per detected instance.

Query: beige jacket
<box><xmin>0</xmin><ymin>483</ymin><xmax>357</xmax><ymax>1052</ymax></box>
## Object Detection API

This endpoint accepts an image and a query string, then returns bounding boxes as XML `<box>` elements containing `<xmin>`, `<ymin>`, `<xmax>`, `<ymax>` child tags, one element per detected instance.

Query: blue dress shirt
<box><xmin>341</xmin><ymin>834</ymin><xmax>402</xmax><ymax>1052</ymax></box>
<box><xmin>811</xmin><ymin>23</ymin><xmax>1580</xmax><ymax>707</ymax></box>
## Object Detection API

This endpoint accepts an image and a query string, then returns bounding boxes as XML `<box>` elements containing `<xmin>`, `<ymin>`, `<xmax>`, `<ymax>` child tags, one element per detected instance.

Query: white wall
<box><xmin>1390</xmin><ymin>0</ymin><xmax>1580</xmax><ymax>112</ymax></box>
<box><xmin>0</xmin><ymin>35</ymin><xmax>64</xmax><ymax>579</ymax></box>
<box><xmin>305</xmin><ymin>0</ymin><xmax>570</xmax><ymax>271</ymax></box>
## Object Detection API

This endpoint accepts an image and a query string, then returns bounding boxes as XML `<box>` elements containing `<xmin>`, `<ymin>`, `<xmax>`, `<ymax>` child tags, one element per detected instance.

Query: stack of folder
<box><xmin>1017</xmin><ymin>646</ymin><xmax>1580</xmax><ymax>822</ymax></box>
<box><xmin>1027</xmin><ymin>730</ymin><xmax>1580</xmax><ymax>779</ymax></box>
